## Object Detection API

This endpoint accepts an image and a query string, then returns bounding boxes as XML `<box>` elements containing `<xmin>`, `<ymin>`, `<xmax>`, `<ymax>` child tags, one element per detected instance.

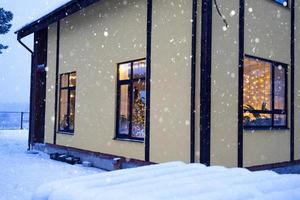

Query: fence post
<box><xmin>20</xmin><ymin>112</ymin><xmax>24</xmax><ymax>130</ymax></box>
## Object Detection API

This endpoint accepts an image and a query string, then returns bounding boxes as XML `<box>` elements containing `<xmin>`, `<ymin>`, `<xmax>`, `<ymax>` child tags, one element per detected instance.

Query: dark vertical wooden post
<box><xmin>190</xmin><ymin>0</ymin><xmax>197</xmax><ymax>163</ymax></box>
<box><xmin>28</xmin><ymin>53</ymin><xmax>36</xmax><ymax>149</ymax></box>
<box><xmin>238</xmin><ymin>0</ymin><xmax>245</xmax><ymax>168</ymax></box>
<box><xmin>290</xmin><ymin>0</ymin><xmax>295</xmax><ymax>162</ymax></box>
<box><xmin>200</xmin><ymin>0</ymin><xmax>213</xmax><ymax>166</ymax></box>
<box><xmin>20</xmin><ymin>112</ymin><xmax>24</xmax><ymax>130</ymax></box>
<box><xmin>145</xmin><ymin>0</ymin><xmax>152</xmax><ymax>162</ymax></box>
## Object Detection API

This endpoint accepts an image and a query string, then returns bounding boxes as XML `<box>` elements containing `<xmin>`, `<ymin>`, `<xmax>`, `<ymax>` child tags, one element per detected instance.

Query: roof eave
<box><xmin>16</xmin><ymin>0</ymin><xmax>100</xmax><ymax>39</ymax></box>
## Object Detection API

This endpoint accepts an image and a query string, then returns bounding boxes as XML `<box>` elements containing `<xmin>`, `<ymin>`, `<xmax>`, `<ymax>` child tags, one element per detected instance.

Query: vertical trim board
<box><xmin>145</xmin><ymin>0</ymin><xmax>152</xmax><ymax>162</ymax></box>
<box><xmin>200</xmin><ymin>0</ymin><xmax>213</xmax><ymax>166</ymax></box>
<box><xmin>290</xmin><ymin>0</ymin><xmax>295</xmax><ymax>162</ymax></box>
<box><xmin>238</xmin><ymin>0</ymin><xmax>245</xmax><ymax>168</ymax></box>
<box><xmin>190</xmin><ymin>0</ymin><xmax>198</xmax><ymax>163</ymax></box>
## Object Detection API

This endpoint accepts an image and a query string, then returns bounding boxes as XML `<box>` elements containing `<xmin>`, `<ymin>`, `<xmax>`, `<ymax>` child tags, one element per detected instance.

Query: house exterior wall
<box><xmin>45</xmin><ymin>0</ymin><xmax>147</xmax><ymax>160</ymax></box>
<box><xmin>243</xmin><ymin>0</ymin><xmax>291</xmax><ymax>167</ymax></box>
<box><xmin>295</xmin><ymin>0</ymin><xmax>300</xmax><ymax>161</ymax></box>
<box><xmin>44</xmin><ymin>0</ymin><xmax>196</xmax><ymax>163</ymax></box>
<box><xmin>210</xmin><ymin>0</ymin><xmax>239</xmax><ymax>167</ymax></box>
<box><xmin>150</xmin><ymin>0</ymin><xmax>194</xmax><ymax>163</ymax></box>
<box><xmin>44</xmin><ymin>23</ymin><xmax>57</xmax><ymax>144</ymax></box>
<box><xmin>210</xmin><ymin>0</ymin><xmax>292</xmax><ymax>167</ymax></box>
<box><xmin>41</xmin><ymin>0</ymin><xmax>296</xmax><ymax>168</ymax></box>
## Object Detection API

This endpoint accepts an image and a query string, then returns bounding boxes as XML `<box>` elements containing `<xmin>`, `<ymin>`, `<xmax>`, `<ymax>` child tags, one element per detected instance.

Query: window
<box><xmin>58</xmin><ymin>72</ymin><xmax>76</xmax><ymax>133</ymax></box>
<box><xmin>116</xmin><ymin>59</ymin><xmax>146</xmax><ymax>140</ymax></box>
<box><xmin>274</xmin><ymin>0</ymin><xmax>288</xmax><ymax>7</ymax></box>
<box><xmin>243</xmin><ymin>56</ymin><xmax>287</xmax><ymax>128</ymax></box>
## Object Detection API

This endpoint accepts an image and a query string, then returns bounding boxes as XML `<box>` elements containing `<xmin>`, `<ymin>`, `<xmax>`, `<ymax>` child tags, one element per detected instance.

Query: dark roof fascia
<box><xmin>16</xmin><ymin>0</ymin><xmax>100</xmax><ymax>39</ymax></box>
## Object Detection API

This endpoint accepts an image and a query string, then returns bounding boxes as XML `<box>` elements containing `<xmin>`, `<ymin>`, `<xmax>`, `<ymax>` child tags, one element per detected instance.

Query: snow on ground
<box><xmin>0</xmin><ymin>130</ymin><xmax>103</xmax><ymax>200</ymax></box>
<box><xmin>3</xmin><ymin>130</ymin><xmax>300</xmax><ymax>200</ymax></box>
<box><xmin>33</xmin><ymin>162</ymin><xmax>300</xmax><ymax>200</ymax></box>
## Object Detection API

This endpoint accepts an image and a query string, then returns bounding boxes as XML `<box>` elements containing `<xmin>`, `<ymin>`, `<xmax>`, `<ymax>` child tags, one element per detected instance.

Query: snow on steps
<box><xmin>32</xmin><ymin>161</ymin><xmax>300</xmax><ymax>200</ymax></box>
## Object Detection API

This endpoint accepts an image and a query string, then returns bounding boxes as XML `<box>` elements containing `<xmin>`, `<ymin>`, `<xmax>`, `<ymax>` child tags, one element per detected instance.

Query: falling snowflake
<box><xmin>104</xmin><ymin>31</ymin><xmax>109</xmax><ymax>37</ymax></box>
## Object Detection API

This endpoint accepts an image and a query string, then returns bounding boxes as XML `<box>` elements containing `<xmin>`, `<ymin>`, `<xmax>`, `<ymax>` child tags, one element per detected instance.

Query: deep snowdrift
<box><xmin>33</xmin><ymin>161</ymin><xmax>300</xmax><ymax>200</ymax></box>
<box><xmin>0</xmin><ymin>130</ymin><xmax>102</xmax><ymax>200</ymax></box>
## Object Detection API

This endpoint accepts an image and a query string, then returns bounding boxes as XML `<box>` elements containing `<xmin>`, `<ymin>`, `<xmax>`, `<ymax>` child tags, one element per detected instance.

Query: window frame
<box><xmin>58</xmin><ymin>71</ymin><xmax>77</xmax><ymax>134</ymax></box>
<box><xmin>243</xmin><ymin>55</ymin><xmax>288</xmax><ymax>130</ymax></box>
<box><xmin>115</xmin><ymin>58</ymin><xmax>146</xmax><ymax>142</ymax></box>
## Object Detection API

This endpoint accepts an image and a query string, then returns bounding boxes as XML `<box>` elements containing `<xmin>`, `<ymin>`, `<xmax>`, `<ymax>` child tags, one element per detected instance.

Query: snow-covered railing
<box><xmin>0</xmin><ymin>111</ymin><xmax>29</xmax><ymax>130</ymax></box>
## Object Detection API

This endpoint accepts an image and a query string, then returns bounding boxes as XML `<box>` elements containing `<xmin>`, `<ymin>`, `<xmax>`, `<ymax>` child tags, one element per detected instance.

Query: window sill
<box><xmin>113</xmin><ymin>137</ymin><xmax>144</xmax><ymax>143</ymax></box>
<box><xmin>56</xmin><ymin>131</ymin><xmax>74</xmax><ymax>135</ymax></box>
<box><xmin>244</xmin><ymin>126</ymin><xmax>289</xmax><ymax>131</ymax></box>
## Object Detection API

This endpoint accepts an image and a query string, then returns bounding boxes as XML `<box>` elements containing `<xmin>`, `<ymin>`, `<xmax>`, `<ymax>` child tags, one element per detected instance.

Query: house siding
<box><xmin>243</xmin><ymin>0</ymin><xmax>291</xmax><ymax>167</ymax></box>
<box><xmin>45</xmin><ymin>0</ymin><xmax>147</xmax><ymax>161</ymax></box>
<box><xmin>149</xmin><ymin>0</ymin><xmax>193</xmax><ymax>163</ymax></box>
<box><xmin>39</xmin><ymin>0</ymin><xmax>298</xmax><ymax>168</ymax></box>
<box><xmin>294</xmin><ymin>0</ymin><xmax>300</xmax><ymax>161</ymax></box>
<box><xmin>44</xmin><ymin>23</ymin><xmax>57</xmax><ymax>144</ymax></box>
<box><xmin>210</xmin><ymin>0</ymin><xmax>239</xmax><ymax>167</ymax></box>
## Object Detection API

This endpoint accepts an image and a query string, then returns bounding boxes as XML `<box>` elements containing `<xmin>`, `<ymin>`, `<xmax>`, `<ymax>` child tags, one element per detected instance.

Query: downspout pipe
<box><xmin>17</xmin><ymin>36</ymin><xmax>34</xmax><ymax>151</ymax></box>
<box><xmin>17</xmin><ymin>38</ymin><xmax>33</xmax><ymax>54</ymax></box>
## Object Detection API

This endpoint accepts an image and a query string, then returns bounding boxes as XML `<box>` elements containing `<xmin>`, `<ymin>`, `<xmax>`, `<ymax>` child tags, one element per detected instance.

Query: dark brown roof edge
<box><xmin>15</xmin><ymin>0</ymin><xmax>100</xmax><ymax>39</ymax></box>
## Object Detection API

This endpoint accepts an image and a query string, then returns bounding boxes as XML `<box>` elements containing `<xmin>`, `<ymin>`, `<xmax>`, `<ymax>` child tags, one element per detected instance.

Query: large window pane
<box><xmin>243</xmin><ymin>57</ymin><xmax>287</xmax><ymax>128</ymax></box>
<box><xmin>69</xmin><ymin>72</ymin><xmax>77</xmax><ymax>87</ymax></box>
<box><xmin>58</xmin><ymin>72</ymin><xmax>77</xmax><ymax>133</ymax></box>
<box><xmin>59</xmin><ymin>89</ymin><xmax>68</xmax><ymax>131</ymax></box>
<box><xmin>132</xmin><ymin>80</ymin><xmax>146</xmax><ymax>138</ymax></box>
<box><xmin>119</xmin><ymin>85</ymin><xmax>130</xmax><ymax>135</ymax></box>
<box><xmin>69</xmin><ymin>89</ymin><xmax>76</xmax><ymax>130</ymax></box>
<box><xmin>61</xmin><ymin>74</ymin><xmax>68</xmax><ymax>88</ymax></box>
<box><xmin>243</xmin><ymin>58</ymin><xmax>272</xmax><ymax>112</ymax></box>
<box><xmin>116</xmin><ymin>59</ymin><xmax>147</xmax><ymax>140</ymax></box>
<box><xmin>119</xmin><ymin>63</ymin><xmax>131</xmax><ymax>80</ymax></box>
<box><xmin>133</xmin><ymin>60</ymin><xmax>146</xmax><ymax>79</ymax></box>
<box><xmin>274</xmin><ymin>65</ymin><xmax>285</xmax><ymax>110</ymax></box>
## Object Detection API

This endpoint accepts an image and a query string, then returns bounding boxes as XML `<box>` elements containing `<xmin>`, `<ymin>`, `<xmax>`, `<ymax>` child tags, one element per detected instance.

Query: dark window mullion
<box><xmin>67</xmin><ymin>74</ymin><xmax>71</xmax><ymax>131</ymax></box>
<box><xmin>119</xmin><ymin>80</ymin><xmax>131</xmax><ymax>84</ymax></box>
<box><xmin>58</xmin><ymin>75</ymin><xmax>63</xmax><ymax>131</ymax></box>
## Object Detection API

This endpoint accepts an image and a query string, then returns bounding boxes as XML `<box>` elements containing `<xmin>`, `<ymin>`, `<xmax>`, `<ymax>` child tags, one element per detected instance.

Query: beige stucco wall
<box><xmin>210</xmin><ymin>0</ymin><xmax>292</xmax><ymax>167</ymax></box>
<box><xmin>294</xmin><ymin>0</ymin><xmax>300</xmax><ymax>160</ymax></box>
<box><xmin>210</xmin><ymin>0</ymin><xmax>239</xmax><ymax>167</ymax></box>
<box><xmin>45</xmin><ymin>0</ymin><xmax>147</xmax><ymax>160</ymax></box>
<box><xmin>243</xmin><ymin>0</ymin><xmax>291</xmax><ymax>167</ymax></box>
<box><xmin>44</xmin><ymin>23</ymin><xmax>57</xmax><ymax>144</ymax></box>
<box><xmin>150</xmin><ymin>0</ymin><xmax>193</xmax><ymax>163</ymax></box>
<box><xmin>43</xmin><ymin>0</ymin><xmax>294</xmax><ymax>166</ymax></box>
<box><xmin>45</xmin><ymin>0</ymin><xmax>195</xmax><ymax>163</ymax></box>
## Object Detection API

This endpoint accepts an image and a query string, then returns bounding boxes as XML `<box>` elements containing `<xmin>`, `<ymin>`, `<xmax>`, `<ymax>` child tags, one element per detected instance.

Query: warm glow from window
<box><xmin>243</xmin><ymin>57</ymin><xmax>287</xmax><ymax>128</ymax></box>
<box><xmin>117</xmin><ymin>59</ymin><xmax>146</xmax><ymax>140</ymax></box>
<box><xmin>59</xmin><ymin>72</ymin><xmax>76</xmax><ymax>132</ymax></box>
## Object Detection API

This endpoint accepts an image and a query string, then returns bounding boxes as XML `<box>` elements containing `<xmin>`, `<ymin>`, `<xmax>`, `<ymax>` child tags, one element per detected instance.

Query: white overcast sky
<box><xmin>0</xmin><ymin>0</ymin><xmax>70</xmax><ymax>104</ymax></box>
